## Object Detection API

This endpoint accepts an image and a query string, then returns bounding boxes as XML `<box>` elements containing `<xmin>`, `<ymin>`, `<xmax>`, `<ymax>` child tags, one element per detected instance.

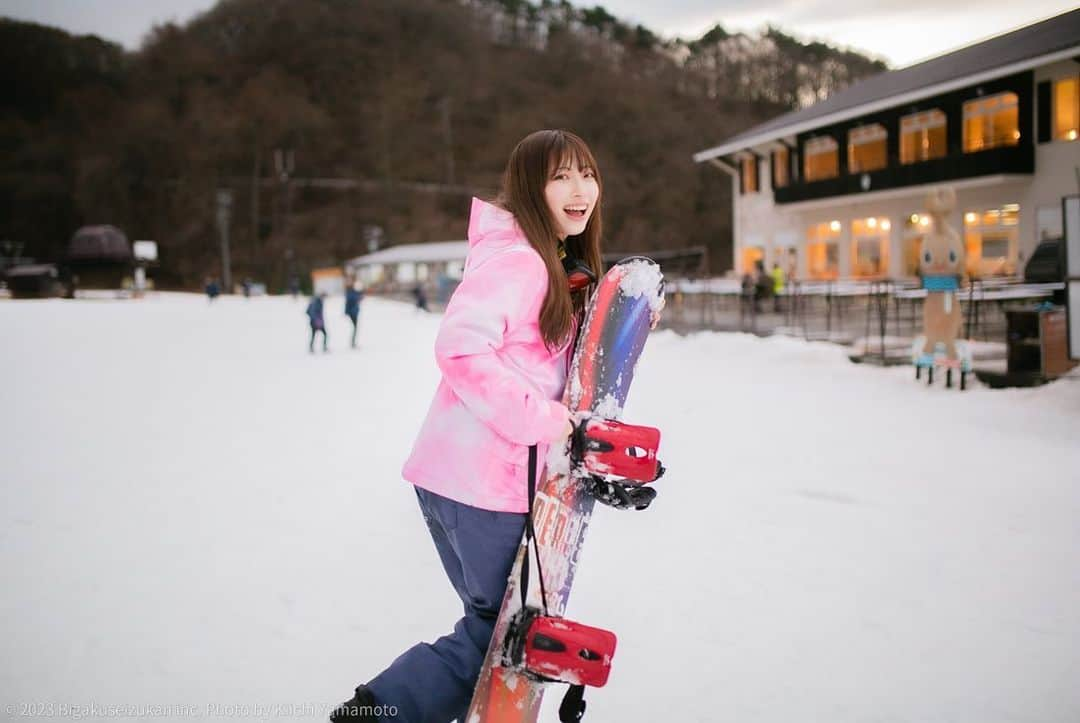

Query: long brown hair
<box><xmin>497</xmin><ymin>129</ymin><xmax>603</xmax><ymax>350</ymax></box>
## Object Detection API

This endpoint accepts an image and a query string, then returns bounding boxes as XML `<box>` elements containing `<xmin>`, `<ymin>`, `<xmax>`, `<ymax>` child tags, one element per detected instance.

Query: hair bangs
<box><xmin>546</xmin><ymin>132</ymin><xmax>600</xmax><ymax>182</ymax></box>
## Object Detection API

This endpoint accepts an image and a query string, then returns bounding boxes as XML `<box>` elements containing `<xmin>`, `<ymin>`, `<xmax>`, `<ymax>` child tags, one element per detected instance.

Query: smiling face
<box><xmin>544</xmin><ymin>156</ymin><xmax>600</xmax><ymax>241</ymax></box>
<box><xmin>498</xmin><ymin>129</ymin><xmax>604</xmax><ymax>348</ymax></box>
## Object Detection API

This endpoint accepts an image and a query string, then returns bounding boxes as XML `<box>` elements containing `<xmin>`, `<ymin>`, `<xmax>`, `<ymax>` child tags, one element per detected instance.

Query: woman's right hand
<box><xmin>560</xmin><ymin>406</ymin><xmax>583</xmax><ymax>443</ymax></box>
<box><xmin>649</xmin><ymin>296</ymin><xmax>666</xmax><ymax>330</ymax></box>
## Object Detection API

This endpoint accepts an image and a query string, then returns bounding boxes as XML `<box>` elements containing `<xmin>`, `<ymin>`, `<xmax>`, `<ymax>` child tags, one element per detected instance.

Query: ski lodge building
<box><xmin>694</xmin><ymin>9</ymin><xmax>1080</xmax><ymax>280</ymax></box>
<box><xmin>345</xmin><ymin>240</ymin><xmax>468</xmax><ymax>290</ymax></box>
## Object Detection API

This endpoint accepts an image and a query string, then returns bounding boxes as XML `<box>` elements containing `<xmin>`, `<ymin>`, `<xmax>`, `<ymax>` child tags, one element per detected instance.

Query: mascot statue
<box><xmin>912</xmin><ymin>187</ymin><xmax>972</xmax><ymax>389</ymax></box>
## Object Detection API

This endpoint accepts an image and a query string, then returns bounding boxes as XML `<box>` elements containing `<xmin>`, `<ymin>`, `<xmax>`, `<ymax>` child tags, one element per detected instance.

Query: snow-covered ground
<box><xmin>2</xmin><ymin>292</ymin><xmax>1078</xmax><ymax>722</ymax></box>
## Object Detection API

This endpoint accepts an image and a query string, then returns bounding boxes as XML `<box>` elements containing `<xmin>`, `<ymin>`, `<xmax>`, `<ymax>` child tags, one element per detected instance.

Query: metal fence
<box><xmin>659</xmin><ymin>276</ymin><xmax>1064</xmax><ymax>362</ymax></box>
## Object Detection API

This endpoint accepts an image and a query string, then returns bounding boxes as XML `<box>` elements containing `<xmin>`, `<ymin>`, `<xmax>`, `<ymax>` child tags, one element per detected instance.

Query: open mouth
<box><xmin>564</xmin><ymin>205</ymin><xmax>588</xmax><ymax>219</ymax></box>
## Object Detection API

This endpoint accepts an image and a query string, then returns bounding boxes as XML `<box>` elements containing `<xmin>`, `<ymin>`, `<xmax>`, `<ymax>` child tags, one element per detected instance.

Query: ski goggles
<box><xmin>562</xmin><ymin>254</ymin><xmax>597</xmax><ymax>291</ymax></box>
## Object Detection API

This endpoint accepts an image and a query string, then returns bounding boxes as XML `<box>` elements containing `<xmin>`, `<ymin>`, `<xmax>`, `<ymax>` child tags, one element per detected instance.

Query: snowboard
<box><xmin>465</xmin><ymin>256</ymin><xmax>665</xmax><ymax>723</ymax></box>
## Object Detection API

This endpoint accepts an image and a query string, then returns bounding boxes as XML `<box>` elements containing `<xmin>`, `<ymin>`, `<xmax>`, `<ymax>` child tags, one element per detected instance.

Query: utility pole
<box><xmin>216</xmin><ymin>188</ymin><xmax>233</xmax><ymax>292</ymax></box>
<box><xmin>251</xmin><ymin>144</ymin><xmax>262</xmax><ymax>261</ymax></box>
<box><xmin>440</xmin><ymin>97</ymin><xmax>456</xmax><ymax>186</ymax></box>
<box><xmin>275</xmin><ymin>148</ymin><xmax>296</xmax><ymax>288</ymax></box>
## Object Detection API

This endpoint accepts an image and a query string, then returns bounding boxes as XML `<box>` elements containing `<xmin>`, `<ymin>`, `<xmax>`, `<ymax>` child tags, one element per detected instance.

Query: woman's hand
<box><xmin>562</xmin><ymin>409</ymin><xmax>587</xmax><ymax>443</ymax></box>
<box><xmin>649</xmin><ymin>296</ymin><xmax>666</xmax><ymax>330</ymax></box>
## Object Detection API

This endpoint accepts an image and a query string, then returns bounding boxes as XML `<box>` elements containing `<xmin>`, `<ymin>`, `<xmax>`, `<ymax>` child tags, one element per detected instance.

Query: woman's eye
<box><xmin>923</xmin><ymin>251</ymin><xmax>932</xmax><ymax>263</ymax></box>
<box><xmin>948</xmin><ymin>251</ymin><xmax>957</xmax><ymax>263</ymax></box>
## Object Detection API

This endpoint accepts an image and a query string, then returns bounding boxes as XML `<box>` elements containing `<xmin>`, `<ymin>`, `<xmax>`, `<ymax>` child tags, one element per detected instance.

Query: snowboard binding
<box><xmin>503</xmin><ymin>606</ymin><xmax>617</xmax><ymax>688</ymax></box>
<box><xmin>571</xmin><ymin>415</ymin><xmax>665</xmax><ymax>511</ymax></box>
<box><xmin>582</xmin><ymin>477</ymin><xmax>658</xmax><ymax>511</ymax></box>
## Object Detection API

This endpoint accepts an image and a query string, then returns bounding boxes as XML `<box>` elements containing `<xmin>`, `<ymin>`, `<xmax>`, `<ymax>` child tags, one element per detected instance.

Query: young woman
<box><xmin>331</xmin><ymin>129</ymin><xmax>603</xmax><ymax>723</ymax></box>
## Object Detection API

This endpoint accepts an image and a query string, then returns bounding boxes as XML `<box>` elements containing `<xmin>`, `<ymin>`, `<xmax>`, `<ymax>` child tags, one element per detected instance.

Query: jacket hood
<box><xmin>467</xmin><ymin>197</ymin><xmax>532</xmax><ymax>266</ymax></box>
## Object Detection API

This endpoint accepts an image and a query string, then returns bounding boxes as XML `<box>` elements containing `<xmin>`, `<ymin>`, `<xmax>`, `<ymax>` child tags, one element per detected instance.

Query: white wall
<box><xmin>735</xmin><ymin>154</ymin><xmax>803</xmax><ymax>275</ymax></box>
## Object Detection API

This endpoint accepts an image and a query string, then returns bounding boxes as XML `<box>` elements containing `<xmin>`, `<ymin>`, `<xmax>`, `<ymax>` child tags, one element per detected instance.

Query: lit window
<box><xmin>806</xmin><ymin>221</ymin><xmax>840</xmax><ymax>279</ymax></box>
<box><xmin>804</xmin><ymin>136</ymin><xmax>838</xmax><ymax>182</ymax></box>
<box><xmin>772</xmin><ymin>147</ymin><xmax>789</xmax><ymax>189</ymax></box>
<box><xmin>900</xmin><ymin>109</ymin><xmax>946</xmax><ymax>164</ymax></box>
<box><xmin>1053</xmin><ymin>76</ymin><xmax>1079</xmax><ymax>141</ymax></box>
<box><xmin>848</xmin><ymin>123</ymin><xmax>887</xmax><ymax>173</ymax></box>
<box><xmin>902</xmin><ymin>215</ymin><xmax>925</xmax><ymax>277</ymax></box>
<box><xmin>851</xmin><ymin>218</ymin><xmax>890</xmax><ymax>277</ymax></box>
<box><xmin>741</xmin><ymin>156</ymin><xmax>759</xmax><ymax>194</ymax></box>
<box><xmin>963</xmin><ymin>92</ymin><xmax>1019</xmax><ymax>152</ymax></box>
<box><xmin>963</xmin><ymin>204</ymin><xmax>1020</xmax><ymax>277</ymax></box>
<box><xmin>741</xmin><ymin>245</ymin><xmax>764</xmax><ymax>274</ymax></box>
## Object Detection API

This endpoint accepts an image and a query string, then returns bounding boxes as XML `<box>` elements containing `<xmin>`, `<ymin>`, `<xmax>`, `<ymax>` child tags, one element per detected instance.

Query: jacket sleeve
<box><xmin>434</xmin><ymin>248</ymin><xmax>570</xmax><ymax>446</ymax></box>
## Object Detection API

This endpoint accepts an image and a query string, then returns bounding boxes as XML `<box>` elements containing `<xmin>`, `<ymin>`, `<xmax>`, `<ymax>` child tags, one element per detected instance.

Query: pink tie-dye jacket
<box><xmin>401</xmin><ymin>198</ymin><xmax>572</xmax><ymax>513</ymax></box>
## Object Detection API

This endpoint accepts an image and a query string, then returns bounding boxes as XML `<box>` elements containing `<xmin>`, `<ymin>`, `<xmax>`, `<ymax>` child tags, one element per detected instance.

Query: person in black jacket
<box><xmin>306</xmin><ymin>292</ymin><xmax>328</xmax><ymax>353</ymax></box>
<box><xmin>345</xmin><ymin>283</ymin><xmax>364</xmax><ymax>348</ymax></box>
<box><xmin>411</xmin><ymin>283</ymin><xmax>429</xmax><ymax>312</ymax></box>
<box><xmin>204</xmin><ymin>277</ymin><xmax>220</xmax><ymax>302</ymax></box>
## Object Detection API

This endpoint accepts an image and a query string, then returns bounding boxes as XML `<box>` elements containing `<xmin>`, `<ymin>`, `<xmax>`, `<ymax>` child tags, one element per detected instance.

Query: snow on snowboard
<box><xmin>466</xmin><ymin>257</ymin><xmax>666</xmax><ymax>723</ymax></box>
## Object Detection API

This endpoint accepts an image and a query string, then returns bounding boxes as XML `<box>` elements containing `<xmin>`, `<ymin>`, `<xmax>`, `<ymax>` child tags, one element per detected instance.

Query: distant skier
<box><xmin>306</xmin><ymin>292</ymin><xmax>328</xmax><ymax>353</ymax></box>
<box><xmin>411</xmin><ymin>283</ymin><xmax>429</xmax><ymax>312</ymax></box>
<box><xmin>331</xmin><ymin>130</ymin><xmax>614</xmax><ymax>723</ymax></box>
<box><xmin>204</xmin><ymin>277</ymin><xmax>220</xmax><ymax>302</ymax></box>
<box><xmin>345</xmin><ymin>282</ymin><xmax>364</xmax><ymax>348</ymax></box>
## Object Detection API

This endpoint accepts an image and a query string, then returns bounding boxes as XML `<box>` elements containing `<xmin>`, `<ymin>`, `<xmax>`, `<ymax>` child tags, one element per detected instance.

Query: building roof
<box><xmin>346</xmin><ymin>240</ymin><xmax>469</xmax><ymax>266</ymax></box>
<box><xmin>4</xmin><ymin>263</ymin><xmax>57</xmax><ymax>277</ymax></box>
<box><xmin>67</xmin><ymin>224</ymin><xmax>131</xmax><ymax>262</ymax></box>
<box><xmin>694</xmin><ymin>8</ymin><xmax>1080</xmax><ymax>162</ymax></box>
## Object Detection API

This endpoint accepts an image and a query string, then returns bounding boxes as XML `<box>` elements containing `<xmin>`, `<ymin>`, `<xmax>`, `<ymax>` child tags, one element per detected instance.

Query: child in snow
<box><xmin>306</xmin><ymin>291</ymin><xmax>328</xmax><ymax>353</ymax></box>
<box><xmin>331</xmin><ymin>130</ymin><xmax>607</xmax><ymax>723</ymax></box>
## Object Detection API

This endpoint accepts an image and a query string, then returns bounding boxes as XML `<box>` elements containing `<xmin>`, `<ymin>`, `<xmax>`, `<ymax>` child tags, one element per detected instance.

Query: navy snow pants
<box><xmin>367</xmin><ymin>487</ymin><xmax>526</xmax><ymax>722</ymax></box>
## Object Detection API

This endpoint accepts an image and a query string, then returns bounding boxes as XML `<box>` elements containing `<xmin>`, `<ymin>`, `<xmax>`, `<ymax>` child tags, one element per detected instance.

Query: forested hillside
<box><xmin>0</xmin><ymin>0</ymin><xmax>887</xmax><ymax>286</ymax></box>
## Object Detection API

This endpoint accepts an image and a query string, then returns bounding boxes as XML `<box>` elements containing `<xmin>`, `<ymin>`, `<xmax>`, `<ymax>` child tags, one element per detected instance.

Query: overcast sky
<box><xmin>1</xmin><ymin>0</ymin><xmax>1076</xmax><ymax>67</ymax></box>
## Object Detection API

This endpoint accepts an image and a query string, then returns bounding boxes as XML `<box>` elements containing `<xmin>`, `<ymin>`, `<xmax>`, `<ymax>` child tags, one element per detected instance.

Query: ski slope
<box><xmin>1</xmin><ymin>292</ymin><xmax>1078</xmax><ymax>722</ymax></box>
